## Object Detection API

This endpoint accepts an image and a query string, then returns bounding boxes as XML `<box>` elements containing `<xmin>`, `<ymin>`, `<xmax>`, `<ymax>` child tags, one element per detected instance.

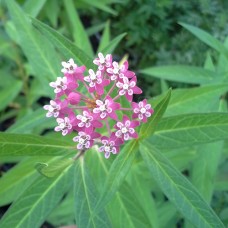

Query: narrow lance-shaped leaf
<box><xmin>86</xmin><ymin>149</ymin><xmax>154</xmax><ymax>228</ymax></box>
<box><xmin>179</xmin><ymin>22</ymin><xmax>228</xmax><ymax>58</ymax></box>
<box><xmin>97</xmin><ymin>20</ymin><xmax>110</xmax><ymax>53</ymax></box>
<box><xmin>140</xmin><ymin>88</ymin><xmax>171</xmax><ymax>139</ymax></box>
<box><xmin>150</xmin><ymin>113</ymin><xmax>228</xmax><ymax>149</ymax></box>
<box><xmin>140</xmin><ymin>66</ymin><xmax>217</xmax><ymax>84</ymax></box>
<box><xmin>101</xmin><ymin>33</ymin><xmax>127</xmax><ymax>55</ymax></box>
<box><xmin>31</xmin><ymin>17</ymin><xmax>95</xmax><ymax>70</ymax></box>
<box><xmin>191</xmin><ymin>142</ymin><xmax>223</xmax><ymax>203</ymax></box>
<box><xmin>140</xmin><ymin>142</ymin><xmax>225</xmax><ymax>228</ymax></box>
<box><xmin>6</xmin><ymin>0</ymin><xmax>60</xmax><ymax>81</ymax></box>
<box><xmin>74</xmin><ymin>156</ymin><xmax>111</xmax><ymax>228</ymax></box>
<box><xmin>63</xmin><ymin>0</ymin><xmax>93</xmax><ymax>57</ymax></box>
<box><xmin>35</xmin><ymin>156</ymin><xmax>74</xmax><ymax>178</ymax></box>
<box><xmin>165</xmin><ymin>83</ymin><xmax>228</xmax><ymax>116</ymax></box>
<box><xmin>0</xmin><ymin>165</ymin><xmax>74</xmax><ymax>228</ymax></box>
<box><xmin>0</xmin><ymin>80</ymin><xmax>22</xmax><ymax>111</ymax></box>
<box><xmin>0</xmin><ymin>156</ymin><xmax>51</xmax><ymax>206</ymax></box>
<box><xmin>0</xmin><ymin>133</ymin><xmax>75</xmax><ymax>156</ymax></box>
<box><xmin>6</xmin><ymin>108</ymin><xmax>54</xmax><ymax>133</ymax></box>
<box><xmin>95</xmin><ymin>140</ymin><xmax>139</xmax><ymax>213</ymax></box>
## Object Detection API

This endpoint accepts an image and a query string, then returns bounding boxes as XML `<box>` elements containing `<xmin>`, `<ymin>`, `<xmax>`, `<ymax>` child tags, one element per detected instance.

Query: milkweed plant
<box><xmin>44</xmin><ymin>53</ymin><xmax>154</xmax><ymax>159</ymax></box>
<box><xmin>0</xmin><ymin>1</ymin><xmax>228</xmax><ymax>228</ymax></box>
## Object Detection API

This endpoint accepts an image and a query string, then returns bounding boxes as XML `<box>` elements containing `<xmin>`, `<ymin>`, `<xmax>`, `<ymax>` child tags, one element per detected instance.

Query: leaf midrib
<box><xmin>141</xmin><ymin>143</ymin><xmax>224</xmax><ymax>228</ymax></box>
<box><xmin>2</xmin><ymin>167</ymin><xmax>70</xmax><ymax>228</ymax></box>
<box><xmin>8</xmin><ymin>1</ymin><xmax>57</xmax><ymax>80</ymax></box>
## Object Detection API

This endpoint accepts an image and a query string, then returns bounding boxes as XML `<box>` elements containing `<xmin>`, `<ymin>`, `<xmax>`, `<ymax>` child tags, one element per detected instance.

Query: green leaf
<box><xmin>74</xmin><ymin>156</ymin><xmax>111</xmax><ymax>228</ymax></box>
<box><xmin>86</xmin><ymin>150</ymin><xmax>154</xmax><ymax>228</ymax></box>
<box><xmin>79</xmin><ymin>0</ymin><xmax>117</xmax><ymax>15</ymax></box>
<box><xmin>0</xmin><ymin>165</ymin><xmax>74</xmax><ymax>228</ymax></box>
<box><xmin>6</xmin><ymin>108</ymin><xmax>54</xmax><ymax>133</ymax></box>
<box><xmin>23</xmin><ymin>0</ymin><xmax>46</xmax><ymax>17</ymax></box>
<box><xmin>0</xmin><ymin>133</ymin><xmax>75</xmax><ymax>156</ymax></box>
<box><xmin>191</xmin><ymin>142</ymin><xmax>223</xmax><ymax>202</ymax></box>
<box><xmin>140</xmin><ymin>65</ymin><xmax>217</xmax><ymax>84</ymax></box>
<box><xmin>31</xmin><ymin>17</ymin><xmax>95</xmax><ymax>70</ymax></box>
<box><xmin>6</xmin><ymin>0</ymin><xmax>60</xmax><ymax>81</ymax></box>
<box><xmin>0</xmin><ymin>157</ymin><xmax>50</xmax><ymax>206</ymax></box>
<box><xmin>36</xmin><ymin>157</ymin><xmax>74</xmax><ymax>178</ymax></box>
<box><xmin>101</xmin><ymin>33</ymin><xmax>127</xmax><ymax>55</ymax></box>
<box><xmin>0</xmin><ymin>80</ymin><xmax>22</xmax><ymax>111</ymax></box>
<box><xmin>165</xmin><ymin>84</ymin><xmax>228</xmax><ymax>116</ymax></box>
<box><xmin>150</xmin><ymin>113</ymin><xmax>228</xmax><ymax>149</ymax></box>
<box><xmin>127</xmin><ymin>162</ymin><xmax>158</xmax><ymax>227</ymax></box>
<box><xmin>140</xmin><ymin>88</ymin><xmax>171</xmax><ymax>139</ymax></box>
<box><xmin>47</xmin><ymin>190</ymin><xmax>74</xmax><ymax>226</ymax></box>
<box><xmin>63</xmin><ymin>0</ymin><xmax>93</xmax><ymax>57</ymax></box>
<box><xmin>43</xmin><ymin>0</ymin><xmax>60</xmax><ymax>27</ymax></box>
<box><xmin>95</xmin><ymin>140</ymin><xmax>138</xmax><ymax>212</ymax></box>
<box><xmin>179</xmin><ymin>22</ymin><xmax>228</xmax><ymax>58</ymax></box>
<box><xmin>140</xmin><ymin>142</ymin><xmax>225</xmax><ymax>228</ymax></box>
<box><xmin>97</xmin><ymin>21</ymin><xmax>110</xmax><ymax>53</ymax></box>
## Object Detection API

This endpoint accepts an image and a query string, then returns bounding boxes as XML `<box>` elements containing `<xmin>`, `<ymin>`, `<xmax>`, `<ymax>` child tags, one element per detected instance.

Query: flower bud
<box><xmin>67</xmin><ymin>92</ymin><xmax>81</xmax><ymax>105</ymax></box>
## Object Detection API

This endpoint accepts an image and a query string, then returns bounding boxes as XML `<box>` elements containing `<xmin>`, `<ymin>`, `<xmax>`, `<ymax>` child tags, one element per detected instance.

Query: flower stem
<box><xmin>82</xmin><ymin>81</ymin><xmax>95</xmax><ymax>99</ymax></box>
<box><xmin>72</xmin><ymin>149</ymin><xmax>86</xmax><ymax>160</ymax></box>
<box><xmin>105</xmin><ymin>81</ymin><xmax>116</xmax><ymax>98</ymax></box>
<box><xmin>119</xmin><ymin>107</ymin><xmax>132</xmax><ymax>111</ymax></box>
<box><xmin>112</xmin><ymin>94</ymin><xmax>121</xmax><ymax>101</ymax></box>
<box><xmin>70</xmin><ymin>105</ymin><xmax>88</xmax><ymax>109</ymax></box>
<box><xmin>105</xmin><ymin>119</ymin><xmax>111</xmax><ymax>136</ymax></box>
<box><xmin>75</xmin><ymin>91</ymin><xmax>90</xmax><ymax>100</ymax></box>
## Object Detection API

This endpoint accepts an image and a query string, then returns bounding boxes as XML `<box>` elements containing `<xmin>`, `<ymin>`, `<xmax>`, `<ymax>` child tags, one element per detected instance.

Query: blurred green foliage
<box><xmin>0</xmin><ymin>0</ymin><xmax>228</xmax><ymax>227</ymax></box>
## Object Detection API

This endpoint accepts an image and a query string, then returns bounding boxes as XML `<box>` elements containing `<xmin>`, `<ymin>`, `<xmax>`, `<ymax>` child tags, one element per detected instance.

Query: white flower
<box><xmin>49</xmin><ymin>77</ymin><xmax>67</xmax><ymax>93</ymax></box>
<box><xmin>55</xmin><ymin>117</ymin><xmax>72</xmax><ymax>136</ymax></box>
<box><xmin>61</xmin><ymin>58</ymin><xmax>77</xmax><ymax>74</ymax></box>
<box><xmin>43</xmin><ymin>100</ymin><xmax>60</xmax><ymax>118</ymax></box>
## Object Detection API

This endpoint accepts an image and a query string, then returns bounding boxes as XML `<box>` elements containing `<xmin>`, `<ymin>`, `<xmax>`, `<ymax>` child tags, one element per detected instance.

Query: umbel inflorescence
<box><xmin>44</xmin><ymin>53</ymin><xmax>154</xmax><ymax>158</ymax></box>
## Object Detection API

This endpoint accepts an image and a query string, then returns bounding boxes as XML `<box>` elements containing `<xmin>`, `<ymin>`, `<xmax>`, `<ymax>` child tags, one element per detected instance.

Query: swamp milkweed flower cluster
<box><xmin>44</xmin><ymin>53</ymin><xmax>154</xmax><ymax>158</ymax></box>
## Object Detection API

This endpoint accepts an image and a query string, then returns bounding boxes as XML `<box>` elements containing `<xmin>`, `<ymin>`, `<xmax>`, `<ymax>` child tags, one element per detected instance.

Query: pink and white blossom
<box><xmin>99</xmin><ymin>133</ymin><xmax>123</xmax><ymax>158</ymax></box>
<box><xmin>93</xmin><ymin>53</ymin><xmax>112</xmax><ymax>71</ymax></box>
<box><xmin>115</xmin><ymin>115</ymin><xmax>140</xmax><ymax>141</ymax></box>
<box><xmin>107</xmin><ymin>61</ymin><xmax>135</xmax><ymax>81</ymax></box>
<box><xmin>116</xmin><ymin>76</ymin><xmax>142</xmax><ymax>101</ymax></box>
<box><xmin>84</xmin><ymin>69</ymin><xmax>109</xmax><ymax>95</ymax></box>
<box><xmin>93</xmin><ymin>96</ymin><xmax>120</xmax><ymax>120</ymax></box>
<box><xmin>61</xmin><ymin>58</ymin><xmax>77</xmax><ymax>74</ymax></box>
<box><xmin>55</xmin><ymin>117</ymin><xmax>72</xmax><ymax>136</ymax></box>
<box><xmin>49</xmin><ymin>77</ymin><xmax>67</xmax><ymax>94</ymax></box>
<box><xmin>45</xmin><ymin>53</ymin><xmax>154</xmax><ymax>159</ymax></box>
<box><xmin>43</xmin><ymin>100</ymin><xmax>61</xmax><ymax>118</ymax></box>
<box><xmin>132</xmin><ymin>99</ymin><xmax>154</xmax><ymax>122</ymax></box>
<box><xmin>73</xmin><ymin>131</ymin><xmax>100</xmax><ymax>150</ymax></box>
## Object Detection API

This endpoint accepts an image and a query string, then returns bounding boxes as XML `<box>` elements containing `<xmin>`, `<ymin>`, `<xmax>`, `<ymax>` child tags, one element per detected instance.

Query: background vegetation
<box><xmin>0</xmin><ymin>0</ymin><xmax>228</xmax><ymax>227</ymax></box>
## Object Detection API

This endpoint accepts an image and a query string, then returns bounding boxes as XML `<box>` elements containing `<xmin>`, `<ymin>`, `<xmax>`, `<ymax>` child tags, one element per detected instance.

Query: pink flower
<box><xmin>74</xmin><ymin>110</ymin><xmax>102</xmax><ymax>133</ymax></box>
<box><xmin>93</xmin><ymin>96</ymin><xmax>120</xmax><ymax>120</ymax></box>
<box><xmin>73</xmin><ymin>131</ymin><xmax>100</xmax><ymax>150</ymax></box>
<box><xmin>55</xmin><ymin>117</ymin><xmax>72</xmax><ymax>136</ymax></box>
<box><xmin>99</xmin><ymin>133</ymin><xmax>123</xmax><ymax>158</ymax></box>
<box><xmin>67</xmin><ymin>92</ymin><xmax>81</xmax><ymax>105</ymax></box>
<box><xmin>115</xmin><ymin>115</ymin><xmax>140</xmax><ymax>141</ymax></box>
<box><xmin>45</xmin><ymin>54</ymin><xmax>154</xmax><ymax>158</ymax></box>
<box><xmin>84</xmin><ymin>69</ymin><xmax>110</xmax><ymax>95</ymax></box>
<box><xmin>132</xmin><ymin>99</ymin><xmax>154</xmax><ymax>122</ymax></box>
<box><xmin>44</xmin><ymin>99</ymin><xmax>69</xmax><ymax>118</ymax></box>
<box><xmin>61</xmin><ymin>58</ymin><xmax>77</xmax><ymax>74</ymax></box>
<box><xmin>93</xmin><ymin>53</ymin><xmax>112</xmax><ymax>71</ymax></box>
<box><xmin>116</xmin><ymin>76</ymin><xmax>142</xmax><ymax>101</ymax></box>
<box><xmin>49</xmin><ymin>77</ymin><xmax>67</xmax><ymax>94</ymax></box>
<box><xmin>107</xmin><ymin>61</ymin><xmax>135</xmax><ymax>81</ymax></box>
<box><xmin>43</xmin><ymin>100</ymin><xmax>61</xmax><ymax>118</ymax></box>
